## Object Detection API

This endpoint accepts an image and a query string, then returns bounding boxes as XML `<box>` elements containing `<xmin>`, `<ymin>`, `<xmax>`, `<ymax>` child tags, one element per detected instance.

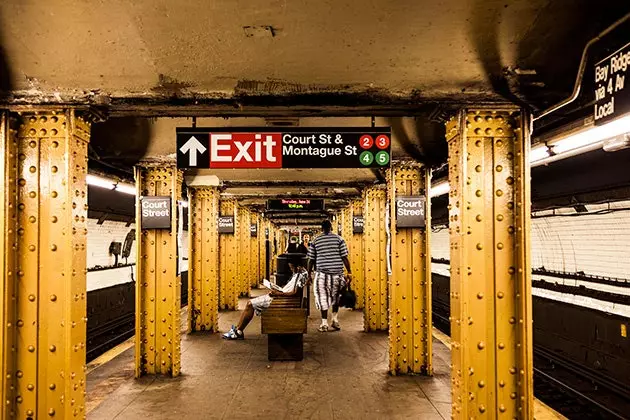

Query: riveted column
<box><xmin>1</xmin><ymin>112</ymin><xmax>18</xmax><ymax>420</ymax></box>
<box><xmin>250</xmin><ymin>212</ymin><xmax>260</xmax><ymax>288</ymax></box>
<box><xmin>135</xmin><ymin>164</ymin><xmax>182</xmax><ymax>377</ymax></box>
<box><xmin>238</xmin><ymin>205</ymin><xmax>251</xmax><ymax>297</ymax></box>
<box><xmin>446</xmin><ymin>108</ymin><xmax>533</xmax><ymax>418</ymax></box>
<box><xmin>188</xmin><ymin>187</ymin><xmax>219</xmax><ymax>333</ymax></box>
<box><xmin>0</xmin><ymin>110</ymin><xmax>91</xmax><ymax>418</ymax></box>
<box><xmin>362</xmin><ymin>186</ymin><xmax>388</xmax><ymax>332</ymax></box>
<box><xmin>350</xmin><ymin>199</ymin><xmax>365</xmax><ymax>310</ymax></box>
<box><xmin>259</xmin><ymin>216</ymin><xmax>268</xmax><ymax>281</ymax></box>
<box><xmin>388</xmin><ymin>164</ymin><xmax>432</xmax><ymax>375</ymax></box>
<box><xmin>340</xmin><ymin>205</ymin><xmax>353</xmax><ymax>244</ymax></box>
<box><xmin>219</xmin><ymin>199</ymin><xmax>239</xmax><ymax>310</ymax></box>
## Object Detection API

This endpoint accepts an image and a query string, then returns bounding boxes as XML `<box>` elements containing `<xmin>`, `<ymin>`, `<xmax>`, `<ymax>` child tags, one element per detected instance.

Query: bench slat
<box><xmin>261</xmin><ymin>308</ymin><xmax>307</xmax><ymax>334</ymax></box>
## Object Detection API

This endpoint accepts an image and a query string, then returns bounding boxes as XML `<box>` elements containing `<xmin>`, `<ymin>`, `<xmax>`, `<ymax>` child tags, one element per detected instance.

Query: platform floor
<box><xmin>87</xmin><ymin>292</ymin><xmax>563</xmax><ymax>419</ymax></box>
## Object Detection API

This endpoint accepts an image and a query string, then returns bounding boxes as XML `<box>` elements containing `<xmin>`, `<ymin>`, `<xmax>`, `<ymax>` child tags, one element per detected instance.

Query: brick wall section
<box><xmin>431</xmin><ymin>200</ymin><xmax>630</xmax><ymax>281</ymax></box>
<box><xmin>531</xmin><ymin>201</ymin><xmax>630</xmax><ymax>280</ymax></box>
<box><xmin>87</xmin><ymin>218</ymin><xmax>136</xmax><ymax>268</ymax></box>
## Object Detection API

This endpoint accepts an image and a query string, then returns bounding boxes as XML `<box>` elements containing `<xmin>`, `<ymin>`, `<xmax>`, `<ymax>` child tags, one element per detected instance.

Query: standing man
<box><xmin>307</xmin><ymin>220</ymin><xmax>352</xmax><ymax>332</ymax></box>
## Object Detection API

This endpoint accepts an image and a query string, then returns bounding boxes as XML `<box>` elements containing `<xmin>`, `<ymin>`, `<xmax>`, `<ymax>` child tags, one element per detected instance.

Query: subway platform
<box><xmin>86</xmin><ymin>293</ymin><xmax>563</xmax><ymax>420</ymax></box>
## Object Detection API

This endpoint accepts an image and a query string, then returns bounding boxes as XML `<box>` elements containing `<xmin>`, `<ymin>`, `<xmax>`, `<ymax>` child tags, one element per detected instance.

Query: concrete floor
<box><xmin>87</xmin><ymin>292</ymin><xmax>452</xmax><ymax>419</ymax></box>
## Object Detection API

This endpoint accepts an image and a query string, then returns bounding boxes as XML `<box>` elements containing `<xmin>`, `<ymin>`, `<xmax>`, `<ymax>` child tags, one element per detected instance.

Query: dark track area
<box><xmin>432</xmin><ymin>272</ymin><xmax>630</xmax><ymax>420</ymax></box>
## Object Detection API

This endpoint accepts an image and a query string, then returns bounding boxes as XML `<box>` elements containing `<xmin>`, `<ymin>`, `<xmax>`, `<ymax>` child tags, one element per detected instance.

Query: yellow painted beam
<box><xmin>350</xmin><ymin>199</ymin><xmax>365</xmax><ymax>310</ymax></box>
<box><xmin>250</xmin><ymin>212</ymin><xmax>260</xmax><ymax>288</ymax></box>
<box><xmin>362</xmin><ymin>187</ymin><xmax>388</xmax><ymax>332</ymax></box>
<box><xmin>388</xmin><ymin>164</ymin><xmax>432</xmax><ymax>375</ymax></box>
<box><xmin>0</xmin><ymin>110</ymin><xmax>91</xmax><ymax>418</ymax></box>
<box><xmin>135</xmin><ymin>164</ymin><xmax>182</xmax><ymax>377</ymax></box>
<box><xmin>238</xmin><ymin>206</ymin><xmax>251</xmax><ymax>297</ymax></box>
<box><xmin>218</xmin><ymin>200</ymin><xmax>239</xmax><ymax>310</ymax></box>
<box><xmin>188</xmin><ymin>187</ymin><xmax>219</xmax><ymax>332</ymax></box>
<box><xmin>447</xmin><ymin>109</ymin><xmax>533</xmax><ymax>418</ymax></box>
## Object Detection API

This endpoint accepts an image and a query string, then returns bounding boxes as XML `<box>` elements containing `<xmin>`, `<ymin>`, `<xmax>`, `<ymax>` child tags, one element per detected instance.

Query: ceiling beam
<box><xmin>221</xmin><ymin>192</ymin><xmax>360</xmax><ymax>200</ymax></box>
<box><xmin>221</xmin><ymin>180</ymin><xmax>371</xmax><ymax>188</ymax></box>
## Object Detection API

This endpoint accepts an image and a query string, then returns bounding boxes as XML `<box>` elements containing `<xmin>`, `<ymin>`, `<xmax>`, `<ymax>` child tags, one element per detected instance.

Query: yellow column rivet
<box><xmin>16</xmin><ymin>397</ymin><xmax>23</xmax><ymax>403</ymax></box>
<box><xmin>29</xmin><ymin>166</ymin><xmax>36</xmax><ymax>173</ymax></box>
<box><xmin>49</xmin><ymin>408</ymin><xmax>55</xmax><ymax>416</ymax></box>
<box><xmin>497</xmin><ymin>243</ymin><xmax>504</xmax><ymax>250</ymax></box>
<box><xmin>499</xmin><ymin>404</ymin><xmax>506</xmax><ymax>412</ymax></box>
<box><xmin>478</xmin><ymin>380</ymin><xmax>485</xmax><ymax>388</ymax></box>
<box><xmin>509</xmin><ymin>367</ymin><xmax>517</xmax><ymax>374</ymax></box>
<box><xmin>28</xmin><ymin>245</ymin><xmax>35</xmax><ymax>251</ymax></box>
<box><xmin>51</xmin><ymin>191</ymin><xmax>58</xmax><ymax>198</ymax></box>
<box><xmin>479</xmin><ymin>405</ymin><xmax>486</xmax><ymax>413</ymax></box>
<box><xmin>16</xmin><ymin>371</ymin><xmax>22</xmax><ymax>378</ymax></box>
<box><xmin>26</xmin><ymin>409</ymin><xmax>34</xmax><ymax>416</ymax></box>
<box><xmin>27</xmin><ymin>384</ymin><xmax>34</xmax><ymax>391</ymax></box>
<box><xmin>49</xmin><ymin>345</ymin><xmax>56</xmax><ymax>352</ymax></box>
<box><xmin>28</xmin><ymin>294</ymin><xmax>35</xmax><ymax>302</ymax></box>
<box><xmin>498</xmin><ymin>342</ymin><xmax>505</xmax><ymax>349</ymax></box>
<box><xmin>477</xmin><ymin>342</ymin><xmax>485</xmax><ymax>350</ymax></box>
<box><xmin>510</xmin><ymin>392</ymin><xmax>517</xmax><ymax>399</ymax></box>
<box><xmin>27</xmin><ymin>345</ymin><xmax>35</xmax><ymax>352</ymax></box>
<box><xmin>477</xmin><ymin>292</ymin><xmax>483</xmax><ymax>299</ymax></box>
<box><xmin>476</xmin><ymin>243</ymin><xmax>483</xmax><ymax>250</ymax></box>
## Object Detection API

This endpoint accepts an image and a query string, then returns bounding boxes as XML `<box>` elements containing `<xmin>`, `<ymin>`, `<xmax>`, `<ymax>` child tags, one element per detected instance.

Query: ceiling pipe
<box><xmin>534</xmin><ymin>12</ymin><xmax>630</xmax><ymax>121</ymax></box>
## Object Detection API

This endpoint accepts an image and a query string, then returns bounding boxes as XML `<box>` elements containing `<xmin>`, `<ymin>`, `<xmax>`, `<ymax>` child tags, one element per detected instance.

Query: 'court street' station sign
<box><xmin>176</xmin><ymin>127</ymin><xmax>391</xmax><ymax>169</ymax></box>
<box><xmin>395</xmin><ymin>196</ymin><xmax>426</xmax><ymax>228</ymax></box>
<box><xmin>353</xmin><ymin>216</ymin><xmax>364</xmax><ymax>233</ymax></box>
<box><xmin>140</xmin><ymin>196</ymin><xmax>171</xmax><ymax>229</ymax></box>
<box><xmin>218</xmin><ymin>216</ymin><xmax>235</xmax><ymax>234</ymax></box>
<box><xmin>594</xmin><ymin>40</ymin><xmax>630</xmax><ymax>125</ymax></box>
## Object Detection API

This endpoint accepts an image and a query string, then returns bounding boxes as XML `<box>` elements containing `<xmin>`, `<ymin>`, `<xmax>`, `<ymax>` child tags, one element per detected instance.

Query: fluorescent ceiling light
<box><xmin>551</xmin><ymin>115</ymin><xmax>630</xmax><ymax>154</ymax></box>
<box><xmin>114</xmin><ymin>183</ymin><xmax>136</xmax><ymax>195</ymax></box>
<box><xmin>87</xmin><ymin>174</ymin><xmax>115</xmax><ymax>190</ymax></box>
<box><xmin>530</xmin><ymin>144</ymin><xmax>551</xmax><ymax>163</ymax></box>
<box><xmin>430</xmin><ymin>181</ymin><xmax>450</xmax><ymax>198</ymax></box>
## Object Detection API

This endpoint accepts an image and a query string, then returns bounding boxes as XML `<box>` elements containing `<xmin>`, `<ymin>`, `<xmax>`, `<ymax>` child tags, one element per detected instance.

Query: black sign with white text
<box><xmin>218</xmin><ymin>216</ymin><xmax>235</xmax><ymax>234</ymax></box>
<box><xmin>353</xmin><ymin>216</ymin><xmax>364</xmax><ymax>233</ymax></box>
<box><xmin>251</xmin><ymin>223</ymin><xmax>258</xmax><ymax>237</ymax></box>
<box><xmin>267</xmin><ymin>199</ymin><xmax>324</xmax><ymax>211</ymax></box>
<box><xmin>594</xmin><ymin>41</ymin><xmax>630</xmax><ymax>125</ymax></box>
<box><xmin>176</xmin><ymin>127</ymin><xmax>391</xmax><ymax>169</ymax></box>
<box><xmin>140</xmin><ymin>196</ymin><xmax>171</xmax><ymax>229</ymax></box>
<box><xmin>395</xmin><ymin>196</ymin><xmax>426</xmax><ymax>228</ymax></box>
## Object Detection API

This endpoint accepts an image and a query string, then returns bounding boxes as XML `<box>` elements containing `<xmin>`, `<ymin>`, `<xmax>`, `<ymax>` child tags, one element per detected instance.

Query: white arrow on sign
<box><xmin>179</xmin><ymin>136</ymin><xmax>207</xmax><ymax>167</ymax></box>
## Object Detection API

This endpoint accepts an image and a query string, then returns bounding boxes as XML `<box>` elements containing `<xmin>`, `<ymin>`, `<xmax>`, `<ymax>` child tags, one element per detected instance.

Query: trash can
<box><xmin>275</xmin><ymin>253</ymin><xmax>307</xmax><ymax>286</ymax></box>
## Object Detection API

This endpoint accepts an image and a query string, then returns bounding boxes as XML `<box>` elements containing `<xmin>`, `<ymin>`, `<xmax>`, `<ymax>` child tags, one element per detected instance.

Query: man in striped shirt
<box><xmin>307</xmin><ymin>220</ymin><xmax>352</xmax><ymax>332</ymax></box>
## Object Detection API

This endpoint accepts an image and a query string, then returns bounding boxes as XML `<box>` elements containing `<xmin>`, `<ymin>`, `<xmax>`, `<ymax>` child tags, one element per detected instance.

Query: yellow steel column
<box><xmin>350</xmin><ymin>199</ymin><xmax>365</xmax><ymax>310</ymax></box>
<box><xmin>0</xmin><ymin>112</ymin><xmax>17</xmax><ymax>420</ymax></box>
<box><xmin>238</xmin><ymin>206</ymin><xmax>251</xmax><ymax>297</ymax></box>
<box><xmin>135</xmin><ymin>164</ymin><xmax>182</xmax><ymax>377</ymax></box>
<box><xmin>362</xmin><ymin>186</ymin><xmax>388</xmax><ymax>332</ymax></box>
<box><xmin>446</xmin><ymin>109</ymin><xmax>533</xmax><ymax>418</ymax></box>
<box><xmin>0</xmin><ymin>110</ymin><xmax>91</xmax><ymax>418</ymax></box>
<box><xmin>259</xmin><ymin>216</ymin><xmax>267</xmax><ymax>281</ymax></box>
<box><xmin>340</xmin><ymin>205</ymin><xmax>352</xmax><ymax>245</ymax></box>
<box><xmin>388</xmin><ymin>164</ymin><xmax>432</xmax><ymax>375</ymax></box>
<box><xmin>187</xmin><ymin>187</ymin><xmax>219</xmax><ymax>333</ymax></box>
<box><xmin>250</xmin><ymin>212</ymin><xmax>259</xmax><ymax>287</ymax></box>
<box><xmin>218</xmin><ymin>199</ymin><xmax>239</xmax><ymax>310</ymax></box>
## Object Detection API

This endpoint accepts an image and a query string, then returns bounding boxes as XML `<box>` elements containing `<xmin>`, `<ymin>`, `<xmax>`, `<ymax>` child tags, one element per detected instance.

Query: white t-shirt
<box><xmin>280</xmin><ymin>271</ymin><xmax>308</xmax><ymax>294</ymax></box>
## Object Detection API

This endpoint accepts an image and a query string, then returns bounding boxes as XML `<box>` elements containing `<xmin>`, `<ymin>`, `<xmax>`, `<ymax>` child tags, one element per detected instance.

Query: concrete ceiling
<box><xmin>1</xmin><ymin>0</ymin><xmax>627</xmax><ymax>114</ymax></box>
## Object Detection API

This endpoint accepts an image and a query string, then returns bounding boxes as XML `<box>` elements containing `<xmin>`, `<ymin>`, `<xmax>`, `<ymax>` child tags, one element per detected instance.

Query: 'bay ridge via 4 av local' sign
<box><xmin>176</xmin><ymin>127</ymin><xmax>391</xmax><ymax>169</ymax></box>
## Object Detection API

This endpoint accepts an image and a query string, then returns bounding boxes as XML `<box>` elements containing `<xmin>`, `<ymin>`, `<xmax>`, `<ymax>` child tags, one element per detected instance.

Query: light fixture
<box><xmin>180</xmin><ymin>201</ymin><xmax>189</xmax><ymax>208</ymax></box>
<box><xmin>529</xmin><ymin>144</ymin><xmax>551</xmax><ymax>163</ymax></box>
<box><xmin>86</xmin><ymin>174</ymin><xmax>115</xmax><ymax>190</ymax></box>
<box><xmin>603</xmin><ymin>133</ymin><xmax>630</xmax><ymax>152</ymax></box>
<box><xmin>114</xmin><ymin>183</ymin><xmax>136</xmax><ymax>195</ymax></box>
<box><xmin>429</xmin><ymin>181</ymin><xmax>450</xmax><ymax>198</ymax></box>
<box><xmin>551</xmin><ymin>115</ymin><xmax>630</xmax><ymax>154</ymax></box>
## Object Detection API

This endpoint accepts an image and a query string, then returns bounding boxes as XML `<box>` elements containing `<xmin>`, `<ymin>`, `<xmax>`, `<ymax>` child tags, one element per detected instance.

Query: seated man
<box><xmin>223</xmin><ymin>257</ymin><xmax>308</xmax><ymax>340</ymax></box>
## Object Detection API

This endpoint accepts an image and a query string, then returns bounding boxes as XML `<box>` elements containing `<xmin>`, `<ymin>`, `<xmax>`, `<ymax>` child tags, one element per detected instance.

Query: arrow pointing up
<box><xmin>179</xmin><ymin>136</ymin><xmax>207</xmax><ymax>167</ymax></box>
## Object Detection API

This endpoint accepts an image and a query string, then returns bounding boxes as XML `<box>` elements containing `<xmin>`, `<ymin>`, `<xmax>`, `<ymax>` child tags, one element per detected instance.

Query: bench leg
<box><xmin>268</xmin><ymin>334</ymin><xmax>303</xmax><ymax>361</ymax></box>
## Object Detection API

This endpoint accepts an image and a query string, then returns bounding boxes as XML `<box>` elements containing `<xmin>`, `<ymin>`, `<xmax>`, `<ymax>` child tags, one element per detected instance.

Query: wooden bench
<box><xmin>261</xmin><ymin>293</ymin><xmax>307</xmax><ymax>361</ymax></box>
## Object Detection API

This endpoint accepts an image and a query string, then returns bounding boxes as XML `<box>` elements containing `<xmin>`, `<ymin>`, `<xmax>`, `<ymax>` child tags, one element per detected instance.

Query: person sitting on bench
<box><xmin>222</xmin><ymin>257</ymin><xmax>308</xmax><ymax>340</ymax></box>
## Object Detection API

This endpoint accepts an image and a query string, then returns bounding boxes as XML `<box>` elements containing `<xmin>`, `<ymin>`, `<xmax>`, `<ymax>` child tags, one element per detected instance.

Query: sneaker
<box><xmin>331</xmin><ymin>320</ymin><xmax>341</xmax><ymax>331</ymax></box>
<box><xmin>222</xmin><ymin>325</ymin><xmax>244</xmax><ymax>340</ymax></box>
<box><xmin>318</xmin><ymin>324</ymin><xmax>329</xmax><ymax>332</ymax></box>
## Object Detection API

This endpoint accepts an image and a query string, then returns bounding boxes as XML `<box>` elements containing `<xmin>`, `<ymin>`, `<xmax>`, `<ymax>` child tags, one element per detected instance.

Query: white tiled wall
<box><xmin>531</xmin><ymin>202</ymin><xmax>630</xmax><ymax>280</ymax></box>
<box><xmin>87</xmin><ymin>219</ymin><xmax>136</xmax><ymax>268</ymax></box>
<box><xmin>431</xmin><ymin>200</ymin><xmax>630</xmax><ymax>281</ymax></box>
<box><xmin>87</xmin><ymin>218</ymin><xmax>136</xmax><ymax>290</ymax></box>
